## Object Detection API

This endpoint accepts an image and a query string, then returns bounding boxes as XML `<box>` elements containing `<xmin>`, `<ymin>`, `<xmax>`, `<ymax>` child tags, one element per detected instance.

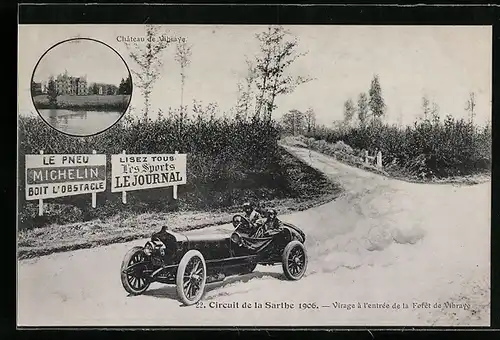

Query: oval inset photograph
<box><xmin>31</xmin><ymin>38</ymin><xmax>132</xmax><ymax>137</ymax></box>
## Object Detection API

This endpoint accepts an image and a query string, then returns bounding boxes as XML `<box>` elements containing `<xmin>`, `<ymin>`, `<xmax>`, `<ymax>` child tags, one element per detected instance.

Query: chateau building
<box><xmin>55</xmin><ymin>71</ymin><xmax>88</xmax><ymax>96</ymax></box>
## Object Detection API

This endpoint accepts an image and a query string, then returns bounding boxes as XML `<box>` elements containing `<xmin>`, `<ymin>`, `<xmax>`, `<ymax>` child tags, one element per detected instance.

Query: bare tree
<box><xmin>174</xmin><ymin>39</ymin><xmax>193</xmax><ymax>110</ymax></box>
<box><xmin>421</xmin><ymin>95</ymin><xmax>441</xmax><ymax>124</ymax></box>
<box><xmin>465</xmin><ymin>91</ymin><xmax>477</xmax><ymax>125</ymax></box>
<box><xmin>236</xmin><ymin>58</ymin><xmax>258</xmax><ymax>120</ymax></box>
<box><xmin>125</xmin><ymin>25</ymin><xmax>172</xmax><ymax>118</ymax></box>
<box><xmin>422</xmin><ymin>96</ymin><xmax>431</xmax><ymax>121</ymax></box>
<box><xmin>253</xmin><ymin>26</ymin><xmax>313</xmax><ymax>121</ymax></box>
<box><xmin>174</xmin><ymin>39</ymin><xmax>192</xmax><ymax>137</ymax></box>
<box><xmin>431</xmin><ymin>102</ymin><xmax>440</xmax><ymax>124</ymax></box>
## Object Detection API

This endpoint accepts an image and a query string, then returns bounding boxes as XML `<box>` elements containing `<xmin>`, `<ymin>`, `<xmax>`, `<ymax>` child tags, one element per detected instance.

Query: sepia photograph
<box><xmin>30</xmin><ymin>38</ymin><xmax>132</xmax><ymax>136</ymax></box>
<box><xmin>17</xmin><ymin>24</ymin><xmax>491</xmax><ymax>327</ymax></box>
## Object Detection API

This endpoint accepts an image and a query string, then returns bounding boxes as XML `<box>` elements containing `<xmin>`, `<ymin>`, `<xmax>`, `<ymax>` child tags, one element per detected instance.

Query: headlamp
<box><xmin>230</xmin><ymin>232</ymin><xmax>241</xmax><ymax>244</ymax></box>
<box><xmin>143</xmin><ymin>241</ymin><xmax>153</xmax><ymax>256</ymax></box>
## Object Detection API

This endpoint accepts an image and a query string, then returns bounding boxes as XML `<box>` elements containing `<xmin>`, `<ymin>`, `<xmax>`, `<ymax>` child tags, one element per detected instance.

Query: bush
<box><xmin>18</xmin><ymin>108</ymin><xmax>286</xmax><ymax>229</ymax></box>
<box><xmin>305</xmin><ymin>117</ymin><xmax>491</xmax><ymax>179</ymax></box>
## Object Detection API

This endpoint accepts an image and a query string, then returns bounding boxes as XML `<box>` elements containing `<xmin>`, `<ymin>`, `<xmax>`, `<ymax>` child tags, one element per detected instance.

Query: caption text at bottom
<box><xmin>195</xmin><ymin>301</ymin><xmax>471</xmax><ymax>311</ymax></box>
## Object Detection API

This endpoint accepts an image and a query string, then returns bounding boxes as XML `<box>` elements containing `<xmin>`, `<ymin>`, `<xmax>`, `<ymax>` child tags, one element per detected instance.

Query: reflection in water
<box><xmin>39</xmin><ymin>109</ymin><xmax>123</xmax><ymax>136</ymax></box>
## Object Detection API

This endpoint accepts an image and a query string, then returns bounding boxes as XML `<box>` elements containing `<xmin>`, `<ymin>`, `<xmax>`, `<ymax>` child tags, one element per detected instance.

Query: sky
<box><xmin>18</xmin><ymin>25</ymin><xmax>492</xmax><ymax>126</ymax></box>
<box><xmin>32</xmin><ymin>38</ymin><xmax>129</xmax><ymax>86</ymax></box>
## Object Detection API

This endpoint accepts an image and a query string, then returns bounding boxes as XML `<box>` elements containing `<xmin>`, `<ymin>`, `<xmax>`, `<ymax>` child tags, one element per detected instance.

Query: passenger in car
<box><xmin>262</xmin><ymin>208</ymin><xmax>283</xmax><ymax>234</ymax></box>
<box><xmin>242</xmin><ymin>202</ymin><xmax>262</xmax><ymax>224</ymax></box>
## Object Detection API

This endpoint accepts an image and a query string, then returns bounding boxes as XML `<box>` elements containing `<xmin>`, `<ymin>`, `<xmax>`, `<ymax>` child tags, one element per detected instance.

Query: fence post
<box><xmin>92</xmin><ymin>150</ymin><xmax>97</xmax><ymax>207</ymax></box>
<box><xmin>38</xmin><ymin>150</ymin><xmax>44</xmax><ymax>216</ymax></box>
<box><xmin>376</xmin><ymin>151</ymin><xmax>383</xmax><ymax>168</ymax></box>
<box><xmin>364</xmin><ymin>150</ymin><xmax>369</xmax><ymax>164</ymax></box>
<box><xmin>122</xmin><ymin>150</ymin><xmax>127</xmax><ymax>204</ymax></box>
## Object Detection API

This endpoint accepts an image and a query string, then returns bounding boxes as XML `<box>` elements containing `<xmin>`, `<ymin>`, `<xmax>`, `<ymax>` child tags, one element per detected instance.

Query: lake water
<box><xmin>39</xmin><ymin>109</ymin><xmax>124</xmax><ymax>136</ymax></box>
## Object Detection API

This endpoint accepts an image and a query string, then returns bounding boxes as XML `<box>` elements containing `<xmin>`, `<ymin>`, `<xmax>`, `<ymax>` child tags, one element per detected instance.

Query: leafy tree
<box><xmin>118</xmin><ymin>75</ymin><xmax>132</xmax><ymax>95</ymax></box>
<box><xmin>253</xmin><ymin>26</ymin><xmax>313</xmax><ymax>121</ymax></box>
<box><xmin>281</xmin><ymin>109</ymin><xmax>305</xmax><ymax>136</ymax></box>
<box><xmin>123</xmin><ymin>75</ymin><xmax>132</xmax><ymax>95</ymax></box>
<box><xmin>357</xmin><ymin>92</ymin><xmax>369</xmax><ymax>127</ymax></box>
<box><xmin>88</xmin><ymin>83</ymin><xmax>99</xmax><ymax>95</ymax></box>
<box><xmin>343</xmin><ymin>98</ymin><xmax>355</xmax><ymax>126</ymax></box>
<box><xmin>106</xmin><ymin>85</ymin><xmax>117</xmax><ymax>95</ymax></box>
<box><xmin>118</xmin><ymin>78</ymin><xmax>125</xmax><ymax>94</ymax></box>
<box><xmin>305</xmin><ymin>108</ymin><xmax>316</xmax><ymax>133</ymax></box>
<box><xmin>368</xmin><ymin>74</ymin><xmax>386</xmax><ymax>120</ymax></box>
<box><xmin>126</xmin><ymin>24</ymin><xmax>172</xmax><ymax>118</ymax></box>
<box><xmin>46</xmin><ymin>76</ymin><xmax>58</xmax><ymax>108</ymax></box>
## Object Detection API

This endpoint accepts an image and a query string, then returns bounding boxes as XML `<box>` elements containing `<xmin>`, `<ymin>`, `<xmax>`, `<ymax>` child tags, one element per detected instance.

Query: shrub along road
<box><xmin>17</xmin><ymin>146</ymin><xmax>490</xmax><ymax>327</ymax></box>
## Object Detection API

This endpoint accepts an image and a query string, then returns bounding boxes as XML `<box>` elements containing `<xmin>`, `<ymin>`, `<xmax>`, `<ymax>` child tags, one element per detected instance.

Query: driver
<box><xmin>242</xmin><ymin>202</ymin><xmax>262</xmax><ymax>225</ymax></box>
<box><xmin>263</xmin><ymin>208</ymin><xmax>283</xmax><ymax>234</ymax></box>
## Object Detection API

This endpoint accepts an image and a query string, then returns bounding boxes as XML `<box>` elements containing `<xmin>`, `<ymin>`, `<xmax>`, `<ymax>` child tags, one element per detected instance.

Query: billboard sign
<box><xmin>25</xmin><ymin>153</ymin><xmax>107</xmax><ymax>200</ymax></box>
<box><xmin>111</xmin><ymin>153</ymin><xmax>187</xmax><ymax>193</ymax></box>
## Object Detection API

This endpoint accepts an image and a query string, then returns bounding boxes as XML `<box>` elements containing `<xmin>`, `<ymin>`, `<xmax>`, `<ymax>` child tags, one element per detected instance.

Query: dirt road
<box><xmin>17</xmin><ymin>146</ymin><xmax>490</xmax><ymax>327</ymax></box>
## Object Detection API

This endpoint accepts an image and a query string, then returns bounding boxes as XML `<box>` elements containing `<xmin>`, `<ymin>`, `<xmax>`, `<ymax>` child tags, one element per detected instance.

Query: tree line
<box><xmin>125</xmin><ymin>25</ymin><xmax>312</xmax><ymax>121</ymax></box>
<box><xmin>340</xmin><ymin>75</ymin><xmax>480</xmax><ymax>130</ymax></box>
<box><xmin>341</xmin><ymin>74</ymin><xmax>386</xmax><ymax>130</ymax></box>
<box><xmin>301</xmin><ymin>74</ymin><xmax>490</xmax><ymax>178</ymax></box>
<box><xmin>35</xmin><ymin>74</ymin><xmax>132</xmax><ymax>109</ymax></box>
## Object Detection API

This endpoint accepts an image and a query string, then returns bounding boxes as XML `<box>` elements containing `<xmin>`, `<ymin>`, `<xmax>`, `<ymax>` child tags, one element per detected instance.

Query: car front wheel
<box><xmin>176</xmin><ymin>250</ymin><xmax>207</xmax><ymax>306</ymax></box>
<box><xmin>282</xmin><ymin>240</ymin><xmax>308</xmax><ymax>280</ymax></box>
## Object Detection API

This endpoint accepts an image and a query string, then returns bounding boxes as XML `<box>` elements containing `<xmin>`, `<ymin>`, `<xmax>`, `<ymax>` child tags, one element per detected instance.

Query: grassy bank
<box><xmin>18</xmin><ymin>147</ymin><xmax>340</xmax><ymax>259</ymax></box>
<box><xmin>19</xmin><ymin>111</ymin><xmax>282</xmax><ymax>230</ymax></box>
<box><xmin>282</xmin><ymin>135</ymin><xmax>490</xmax><ymax>185</ymax></box>
<box><xmin>296</xmin><ymin>117</ymin><xmax>491</xmax><ymax>182</ymax></box>
<box><xmin>33</xmin><ymin>94</ymin><xmax>130</xmax><ymax>111</ymax></box>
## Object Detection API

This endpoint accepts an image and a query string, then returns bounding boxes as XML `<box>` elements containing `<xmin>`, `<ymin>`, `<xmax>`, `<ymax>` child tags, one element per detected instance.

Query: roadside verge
<box><xmin>18</xmin><ymin>146</ymin><xmax>342</xmax><ymax>260</ymax></box>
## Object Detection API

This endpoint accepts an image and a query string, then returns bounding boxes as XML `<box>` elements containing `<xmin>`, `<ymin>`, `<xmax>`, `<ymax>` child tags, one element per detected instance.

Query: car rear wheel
<box><xmin>121</xmin><ymin>246</ymin><xmax>151</xmax><ymax>295</ymax></box>
<box><xmin>176</xmin><ymin>250</ymin><xmax>207</xmax><ymax>306</ymax></box>
<box><xmin>282</xmin><ymin>240</ymin><xmax>308</xmax><ymax>280</ymax></box>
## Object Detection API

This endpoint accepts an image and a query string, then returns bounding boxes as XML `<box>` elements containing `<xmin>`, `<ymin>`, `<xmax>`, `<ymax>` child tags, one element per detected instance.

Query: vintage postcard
<box><xmin>17</xmin><ymin>23</ymin><xmax>491</xmax><ymax>327</ymax></box>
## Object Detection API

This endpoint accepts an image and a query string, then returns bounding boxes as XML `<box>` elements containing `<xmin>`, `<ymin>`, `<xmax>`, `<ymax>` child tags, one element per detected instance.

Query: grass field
<box><xmin>33</xmin><ymin>94</ymin><xmax>131</xmax><ymax>111</ymax></box>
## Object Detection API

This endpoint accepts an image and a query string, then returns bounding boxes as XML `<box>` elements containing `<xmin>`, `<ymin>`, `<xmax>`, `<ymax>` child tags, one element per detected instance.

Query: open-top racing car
<box><xmin>120</xmin><ymin>213</ymin><xmax>308</xmax><ymax>306</ymax></box>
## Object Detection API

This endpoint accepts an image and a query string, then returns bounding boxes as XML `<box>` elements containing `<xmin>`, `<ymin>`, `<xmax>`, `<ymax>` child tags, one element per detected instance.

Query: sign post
<box><xmin>121</xmin><ymin>150</ymin><xmax>127</xmax><ymax>204</ymax></box>
<box><xmin>111</xmin><ymin>152</ymin><xmax>187</xmax><ymax>201</ymax></box>
<box><xmin>91</xmin><ymin>150</ymin><xmax>97</xmax><ymax>208</ymax></box>
<box><xmin>25</xmin><ymin>153</ymin><xmax>107</xmax><ymax>211</ymax></box>
<box><xmin>376</xmin><ymin>151</ymin><xmax>383</xmax><ymax>168</ymax></box>
<box><xmin>38</xmin><ymin>150</ymin><xmax>44</xmax><ymax>216</ymax></box>
<box><xmin>173</xmin><ymin>151</ymin><xmax>179</xmax><ymax>199</ymax></box>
